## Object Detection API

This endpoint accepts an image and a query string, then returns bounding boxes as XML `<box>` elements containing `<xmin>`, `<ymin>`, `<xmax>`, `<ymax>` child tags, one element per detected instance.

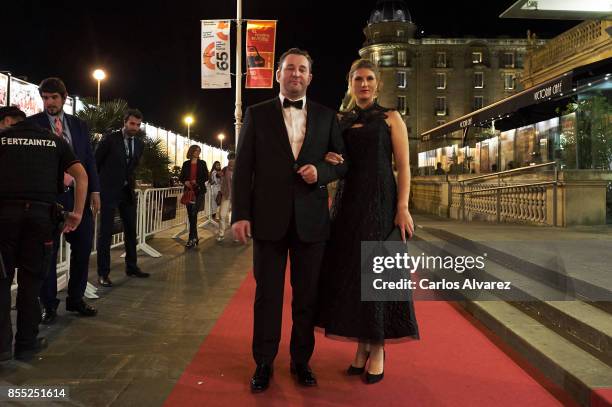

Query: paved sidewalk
<box><xmin>0</xmin><ymin>224</ymin><xmax>253</xmax><ymax>406</ymax></box>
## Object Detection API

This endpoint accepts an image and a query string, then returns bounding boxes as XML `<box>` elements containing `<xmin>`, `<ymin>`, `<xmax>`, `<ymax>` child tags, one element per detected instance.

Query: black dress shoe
<box><xmin>290</xmin><ymin>362</ymin><xmax>317</xmax><ymax>386</ymax></box>
<box><xmin>126</xmin><ymin>267</ymin><xmax>150</xmax><ymax>278</ymax></box>
<box><xmin>14</xmin><ymin>337</ymin><xmax>48</xmax><ymax>361</ymax></box>
<box><xmin>365</xmin><ymin>350</ymin><xmax>384</xmax><ymax>384</ymax></box>
<box><xmin>98</xmin><ymin>276</ymin><xmax>113</xmax><ymax>287</ymax></box>
<box><xmin>251</xmin><ymin>364</ymin><xmax>273</xmax><ymax>393</ymax></box>
<box><xmin>66</xmin><ymin>299</ymin><xmax>97</xmax><ymax>317</ymax></box>
<box><xmin>41</xmin><ymin>307</ymin><xmax>57</xmax><ymax>325</ymax></box>
<box><xmin>347</xmin><ymin>351</ymin><xmax>370</xmax><ymax>375</ymax></box>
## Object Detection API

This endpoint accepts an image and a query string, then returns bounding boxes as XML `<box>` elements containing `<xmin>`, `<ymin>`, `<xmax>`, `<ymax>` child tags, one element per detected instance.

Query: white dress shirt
<box><xmin>279</xmin><ymin>93</ymin><xmax>307</xmax><ymax>159</ymax></box>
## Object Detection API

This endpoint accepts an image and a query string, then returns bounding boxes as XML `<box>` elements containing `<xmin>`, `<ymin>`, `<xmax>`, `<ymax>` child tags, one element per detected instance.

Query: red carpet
<box><xmin>164</xmin><ymin>271</ymin><xmax>576</xmax><ymax>407</ymax></box>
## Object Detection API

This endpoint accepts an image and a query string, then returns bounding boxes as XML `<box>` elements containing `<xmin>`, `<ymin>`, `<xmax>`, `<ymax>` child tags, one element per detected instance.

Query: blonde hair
<box><xmin>341</xmin><ymin>59</ymin><xmax>382</xmax><ymax>112</ymax></box>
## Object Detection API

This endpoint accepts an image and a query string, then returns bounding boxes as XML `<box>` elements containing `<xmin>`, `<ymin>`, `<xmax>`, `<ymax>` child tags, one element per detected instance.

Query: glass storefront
<box><xmin>417</xmin><ymin>74</ymin><xmax>611</xmax><ymax>175</ymax></box>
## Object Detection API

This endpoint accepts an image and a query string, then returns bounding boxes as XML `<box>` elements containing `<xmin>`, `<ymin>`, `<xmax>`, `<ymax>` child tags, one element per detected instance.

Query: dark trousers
<box><xmin>252</xmin><ymin>217</ymin><xmax>326</xmax><ymax>365</ymax></box>
<box><xmin>0</xmin><ymin>202</ymin><xmax>54</xmax><ymax>354</ymax></box>
<box><xmin>186</xmin><ymin>193</ymin><xmax>204</xmax><ymax>240</ymax></box>
<box><xmin>97</xmin><ymin>187</ymin><xmax>138</xmax><ymax>277</ymax></box>
<box><xmin>40</xmin><ymin>191</ymin><xmax>94</xmax><ymax>309</ymax></box>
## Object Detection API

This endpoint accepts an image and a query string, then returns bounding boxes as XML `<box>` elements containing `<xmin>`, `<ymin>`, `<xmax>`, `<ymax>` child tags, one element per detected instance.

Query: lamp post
<box><xmin>184</xmin><ymin>115</ymin><xmax>194</xmax><ymax>141</ymax></box>
<box><xmin>218</xmin><ymin>133</ymin><xmax>225</xmax><ymax>150</ymax></box>
<box><xmin>92</xmin><ymin>69</ymin><xmax>106</xmax><ymax>106</ymax></box>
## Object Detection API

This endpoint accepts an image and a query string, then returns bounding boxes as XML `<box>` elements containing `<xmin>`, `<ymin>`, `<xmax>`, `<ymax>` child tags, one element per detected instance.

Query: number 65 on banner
<box><xmin>201</xmin><ymin>20</ymin><xmax>231</xmax><ymax>89</ymax></box>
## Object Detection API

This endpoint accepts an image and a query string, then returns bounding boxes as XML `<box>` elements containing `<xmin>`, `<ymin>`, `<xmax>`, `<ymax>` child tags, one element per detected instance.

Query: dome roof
<box><xmin>368</xmin><ymin>0</ymin><xmax>412</xmax><ymax>25</ymax></box>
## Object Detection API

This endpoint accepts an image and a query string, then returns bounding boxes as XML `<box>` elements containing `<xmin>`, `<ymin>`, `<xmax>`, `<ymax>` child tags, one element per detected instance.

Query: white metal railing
<box><xmin>10</xmin><ymin>186</ymin><xmax>217</xmax><ymax>294</ymax></box>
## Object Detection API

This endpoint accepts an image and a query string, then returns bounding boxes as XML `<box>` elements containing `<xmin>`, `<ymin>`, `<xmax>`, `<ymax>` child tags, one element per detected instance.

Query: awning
<box><xmin>500</xmin><ymin>0</ymin><xmax>612</xmax><ymax>20</ymax></box>
<box><xmin>420</xmin><ymin>72</ymin><xmax>574</xmax><ymax>142</ymax></box>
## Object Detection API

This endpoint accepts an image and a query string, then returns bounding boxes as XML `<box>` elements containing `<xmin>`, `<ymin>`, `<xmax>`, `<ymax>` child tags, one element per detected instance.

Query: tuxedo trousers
<box><xmin>252</xmin><ymin>216</ymin><xmax>326</xmax><ymax>365</ymax></box>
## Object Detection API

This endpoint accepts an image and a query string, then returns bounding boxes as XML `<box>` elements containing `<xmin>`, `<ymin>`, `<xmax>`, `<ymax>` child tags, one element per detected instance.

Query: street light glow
<box><xmin>184</xmin><ymin>115</ymin><xmax>194</xmax><ymax>125</ymax></box>
<box><xmin>218</xmin><ymin>133</ymin><xmax>225</xmax><ymax>149</ymax></box>
<box><xmin>93</xmin><ymin>69</ymin><xmax>106</xmax><ymax>81</ymax></box>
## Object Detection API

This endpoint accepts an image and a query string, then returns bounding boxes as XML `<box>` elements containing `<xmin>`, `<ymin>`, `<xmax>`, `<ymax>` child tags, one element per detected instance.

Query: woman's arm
<box><xmin>386</xmin><ymin>110</ymin><xmax>414</xmax><ymax>242</ymax></box>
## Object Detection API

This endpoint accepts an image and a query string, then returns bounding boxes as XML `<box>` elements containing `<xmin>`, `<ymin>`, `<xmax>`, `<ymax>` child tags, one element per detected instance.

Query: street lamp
<box><xmin>184</xmin><ymin>115</ymin><xmax>194</xmax><ymax>140</ymax></box>
<box><xmin>218</xmin><ymin>133</ymin><xmax>225</xmax><ymax>150</ymax></box>
<box><xmin>92</xmin><ymin>69</ymin><xmax>106</xmax><ymax>106</ymax></box>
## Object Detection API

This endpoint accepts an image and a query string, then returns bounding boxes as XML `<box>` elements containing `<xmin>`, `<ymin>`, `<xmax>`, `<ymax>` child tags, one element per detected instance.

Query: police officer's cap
<box><xmin>0</xmin><ymin>106</ymin><xmax>26</xmax><ymax>121</ymax></box>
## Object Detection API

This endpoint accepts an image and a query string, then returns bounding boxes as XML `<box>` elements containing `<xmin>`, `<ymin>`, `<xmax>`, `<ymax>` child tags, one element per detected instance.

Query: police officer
<box><xmin>0</xmin><ymin>106</ymin><xmax>88</xmax><ymax>361</ymax></box>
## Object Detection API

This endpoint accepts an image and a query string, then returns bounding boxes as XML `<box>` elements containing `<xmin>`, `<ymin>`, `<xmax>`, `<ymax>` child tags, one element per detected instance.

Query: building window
<box><xmin>435</xmin><ymin>96</ymin><xmax>446</xmax><ymax>116</ymax></box>
<box><xmin>436</xmin><ymin>119</ymin><xmax>446</xmax><ymax>127</ymax></box>
<box><xmin>397</xmin><ymin>50</ymin><xmax>407</xmax><ymax>67</ymax></box>
<box><xmin>435</xmin><ymin>52</ymin><xmax>447</xmax><ymax>68</ymax></box>
<box><xmin>472</xmin><ymin>52</ymin><xmax>483</xmax><ymax>64</ymax></box>
<box><xmin>397</xmin><ymin>96</ymin><xmax>407</xmax><ymax>114</ymax></box>
<box><xmin>504</xmin><ymin>73</ymin><xmax>515</xmax><ymax>90</ymax></box>
<box><xmin>473</xmin><ymin>96</ymin><xmax>484</xmax><ymax>110</ymax></box>
<box><xmin>474</xmin><ymin>72</ymin><xmax>484</xmax><ymax>89</ymax></box>
<box><xmin>397</xmin><ymin>71</ymin><xmax>407</xmax><ymax>88</ymax></box>
<box><xmin>502</xmin><ymin>52</ymin><xmax>515</xmax><ymax>68</ymax></box>
<box><xmin>397</xmin><ymin>30</ymin><xmax>404</xmax><ymax>37</ymax></box>
<box><xmin>435</xmin><ymin>72</ymin><xmax>446</xmax><ymax>89</ymax></box>
<box><xmin>372</xmin><ymin>52</ymin><xmax>380</xmax><ymax>66</ymax></box>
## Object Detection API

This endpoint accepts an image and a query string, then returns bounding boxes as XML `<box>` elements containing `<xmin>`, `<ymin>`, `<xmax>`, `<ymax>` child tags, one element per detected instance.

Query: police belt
<box><xmin>0</xmin><ymin>199</ymin><xmax>55</xmax><ymax>216</ymax></box>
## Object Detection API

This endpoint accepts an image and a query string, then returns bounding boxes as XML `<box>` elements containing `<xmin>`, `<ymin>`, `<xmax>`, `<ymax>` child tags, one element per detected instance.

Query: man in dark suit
<box><xmin>232</xmin><ymin>48</ymin><xmax>348</xmax><ymax>393</ymax></box>
<box><xmin>95</xmin><ymin>109</ymin><xmax>148</xmax><ymax>287</ymax></box>
<box><xmin>28</xmin><ymin>77</ymin><xmax>100</xmax><ymax>323</ymax></box>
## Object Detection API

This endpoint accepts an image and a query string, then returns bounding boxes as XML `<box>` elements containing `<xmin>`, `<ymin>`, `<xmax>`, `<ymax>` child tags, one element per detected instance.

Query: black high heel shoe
<box><xmin>365</xmin><ymin>350</ymin><xmax>385</xmax><ymax>384</ymax></box>
<box><xmin>347</xmin><ymin>351</ymin><xmax>370</xmax><ymax>375</ymax></box>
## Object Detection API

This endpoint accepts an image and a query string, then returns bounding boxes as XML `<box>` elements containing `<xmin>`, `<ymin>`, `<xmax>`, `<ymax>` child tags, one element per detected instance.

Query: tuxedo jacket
<box><xmin>232</xmin><ymin>97</ymin><xmax>348</xmax><ymax>242</ymax></box>
<box><xmin>27</xmin><ymin>112</ymin><xmax>101</xmax><ymax>196</ymax></box>
<box><xmin>95</xmin><ymin>131</ymin><xmax>144</xmax><ymax>205</ymax></box>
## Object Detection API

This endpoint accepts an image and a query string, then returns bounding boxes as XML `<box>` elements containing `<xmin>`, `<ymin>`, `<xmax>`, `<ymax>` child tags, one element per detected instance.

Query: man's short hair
<box><xmin>0</xmin><ymin>106</ymin><xmax>26</xmax><ymax>121</ymax></box>
<box><xmin>123</xmin><ymin>109</ymin><xmax>143</xmax><ymax>122</ymax></box>
<box><xmin>227</xmin><ymin>152</ymin><xmax>236</xmax><ymax>160</ymax></box>
<box><xmin>38</xmin><ymin>77</ymin><xmax>68</xmax><ymax>100</ymax></box>
<box><xmin>277</xmin><ymin>48</ymin><xmax>313</xmax><ymax>72</ymax></box>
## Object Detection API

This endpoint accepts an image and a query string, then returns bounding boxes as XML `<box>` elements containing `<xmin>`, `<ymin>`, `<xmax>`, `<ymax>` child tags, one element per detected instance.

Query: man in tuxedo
<box><xmin>28</xmin><ymin>77</ymin><xmax>100</xmax><ymax>323</ymax></box>
<box><xmin>232</xmin><ymin>48</ymin><xmax>348</xmax><ymax>393</ymax></box>
<box><xmin>95</xmin><ymin>109</ymin><xmax>148</xmax><ymax>287</ymax></box>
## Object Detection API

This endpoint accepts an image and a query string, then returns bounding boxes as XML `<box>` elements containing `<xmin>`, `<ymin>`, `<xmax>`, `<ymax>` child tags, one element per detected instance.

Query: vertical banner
<box><xmin>201</xmin><ymin>20</ymin><xmax>231</xmax><ymax>89</ymax></box>
<box><xmin>246</xmin><ymin>20</ymin><xmax>277</xmax><ymax>89</ymax></box>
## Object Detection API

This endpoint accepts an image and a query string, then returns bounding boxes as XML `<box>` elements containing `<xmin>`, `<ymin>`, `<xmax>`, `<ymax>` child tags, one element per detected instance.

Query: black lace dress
<box><xmin>317</xmin><ymin>103</ymin><xmax>419</xmax><ymax>344</ymax></box>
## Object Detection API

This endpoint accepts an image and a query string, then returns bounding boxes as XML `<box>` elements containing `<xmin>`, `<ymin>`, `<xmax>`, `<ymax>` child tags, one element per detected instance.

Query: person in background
<box><xmin>217</xmin><ymin>152</ymin><xmax>235</xmax><ymax>242</ymax></box>
<box><xmin>95</xmin><ymin>109</ymin><xmax>148</xmax><ymax>287</ymax></box>
<box><xmin>28</xmin><ymin>77</ymin><xmax>100</xmax><ymax>323</ymax></box>
<box><xmin>180</xmin><ymin>145</ymin><xmax>209</xmax><ymax>248</ymax></box>
<box><xmin>0</xmin><ymin>106</ymin><xmax>87</xmax><ymax>361</ymax></box>
<box><xmin>209</xmin><ymin>161</ymin><xmax>222</xmax><ymax>220</ymax></box>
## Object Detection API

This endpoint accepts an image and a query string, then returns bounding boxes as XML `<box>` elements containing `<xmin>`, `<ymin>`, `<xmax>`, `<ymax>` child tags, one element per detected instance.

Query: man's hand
<box><xmin>63</xmin><ymin>212</ymin><xmax>83</xmax><ymax>233</ymax></box>
<box><xmin>90</xmin><ymin>192</ymin><xmax>101</xmax><ymax>217</ymax></box>
<box><xmin>232</xmin><ymin>220</ymin><xmax>251</xmax><ymax>244</ymax></box>
<box><xmin>297</xmin><ymin>164</ymin><xmax>318</xmax><ymax>184</ymax></box>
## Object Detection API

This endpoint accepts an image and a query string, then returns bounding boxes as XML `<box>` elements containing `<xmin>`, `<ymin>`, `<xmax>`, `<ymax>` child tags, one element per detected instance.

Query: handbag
<box><xmin>215</xmin><ymin>191</ymin><xmax>223</xmax><ymax>206</ymax></box>
<box><xmin>181</xmin><ymin>189</ymin><xmax>196</xmax><ymax>205</ymax></box>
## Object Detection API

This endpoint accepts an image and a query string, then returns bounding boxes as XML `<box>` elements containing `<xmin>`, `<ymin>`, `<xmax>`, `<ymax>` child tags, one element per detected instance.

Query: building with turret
<box><xmin>358</xmin><ymin>0</ymin><xmax>544</xmax><ymax>163</ymax></box>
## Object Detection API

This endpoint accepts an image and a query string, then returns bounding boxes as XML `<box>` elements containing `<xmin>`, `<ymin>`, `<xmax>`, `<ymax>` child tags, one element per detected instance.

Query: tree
<box><xmin>76</xmin><ymin>98</ymin><xmax>172</xmax><ymax>186</ymax></box>
<box><xmin>76</xmin><ymin>98</ymin><xmax>128</xmax><ymax>148</ymax></box>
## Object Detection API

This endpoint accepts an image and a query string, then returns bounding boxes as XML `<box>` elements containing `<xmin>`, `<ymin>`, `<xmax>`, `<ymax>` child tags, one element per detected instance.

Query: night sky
<box><xmin>3</xmin><ymin>1</ymin><xmax>578</xmax><ymax>148</ymax></box>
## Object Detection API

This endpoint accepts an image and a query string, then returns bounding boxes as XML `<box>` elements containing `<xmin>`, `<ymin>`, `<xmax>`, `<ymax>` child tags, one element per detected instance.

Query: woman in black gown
<box><xmin>318</xmin><ymin>59</ymin><xmax>419</xmax><ymax>384</ymax></box>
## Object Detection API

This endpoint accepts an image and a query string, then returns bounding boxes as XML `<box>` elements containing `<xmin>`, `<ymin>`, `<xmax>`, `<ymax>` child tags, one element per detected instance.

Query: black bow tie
<box><xmin>283</xmin><ymin>99</ymin><xmax>303</xmax><ymax>110</ymax></box>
